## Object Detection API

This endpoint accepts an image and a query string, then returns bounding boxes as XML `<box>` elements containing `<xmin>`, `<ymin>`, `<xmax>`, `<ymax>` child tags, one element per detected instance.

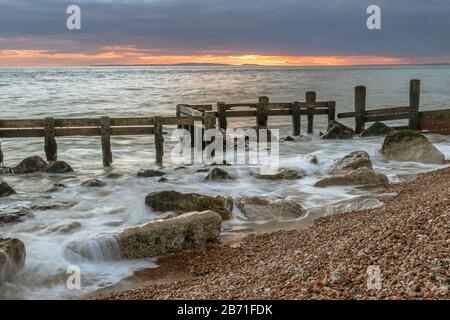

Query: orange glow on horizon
<box><xmin>0</xmin><ymin>47</ymin><xmax>441</xmax><ymax>67</ymax></box>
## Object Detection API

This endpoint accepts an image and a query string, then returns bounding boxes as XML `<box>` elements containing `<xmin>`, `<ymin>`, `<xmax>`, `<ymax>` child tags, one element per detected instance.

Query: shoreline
<box><xmin>95</xmin><ymin>166</ymin><xmax>450</xmax><ymax>300</ymax></box>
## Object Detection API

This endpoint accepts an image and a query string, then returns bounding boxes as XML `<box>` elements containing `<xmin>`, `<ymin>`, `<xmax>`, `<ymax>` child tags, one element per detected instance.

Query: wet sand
<box><xmin>95</xmin><ymin>167</ymin><xmax>450</xmax><ymax>300</ymax></box>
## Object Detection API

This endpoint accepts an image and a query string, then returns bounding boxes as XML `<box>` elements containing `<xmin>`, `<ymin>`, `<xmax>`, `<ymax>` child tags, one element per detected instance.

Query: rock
<box><xmin>0</xmin><ymin>208</ymin><xmax>33</xmax><ymax>226</ymax></box>
<box><xmin>381</xmin><ymin>130</ymin><xmax>445</xmax><ymax>164</ymax></box>
<box><xmin>158</xmin><ymin>177</ymin><xmax>168</xmax><ymax>183</ymax></box>
<box><xmin>321</xmin><ymin>121</ymin><xmax>354</xmax><ymax>140</ymax></box>
<box><xmin>253</xmin><ymin>168</ymin><xmax>306</xmax><ymax>180</ymax></box>
<box><xmin>236</xmin><ymin>197</ymin><xmax>304</xmax><ymax>220</ymax></box>
<box><xmin>0</xmin><ymin>179</ymin><xmax>16</xmax><ymax>197</ymax></box>
<box><xmin>12</xmin><ymin>156</ymin><xmax>47</xmax><ymax>174</ymax></box>
<box><xmin>205</xmin><ymin>168</ymin><xmax>234</xmax><ymax>181</ymax></box>
<box><xmin>307</xmin><ymin>155</ymin><xmax>319</xmax><ymax>165</ymax></box>
<box><xmin>315</xmin><ymin>167</ymin><xmax>388</xmax><ymax>188</ymax></box>
<box><xmin>45</xmin><ymin>161</ymin><xmax>74</xmax><ymax>174</ymax></box>
<box><xmin>137</xmin><ymin>169</ymin><xmax>166</xmax><ymax>178</ymax></box>
<box><xmin>145</xmin><ymin>191</ymin><xmax>233</xmax><ymax>220</ymax></box>
<box><xmin>0</xmin><ymin>238</ymin><xmax>26</xmax><ymax>282</ymax></box>
<box><xmin>46</xmin><ymin>221</ymin><xmax>81</xmax><ymax>234</ymax></box>
<box><xmin>279</xmin><ymin>136</ymin><xmax>296</xmax><ymax>142</ymax></box>
<box><xmin>66</xmin><ymin>211</ymin><xmax>222</xmax><ymax>260</ymax></box>
<box><xmin>46</xmin><ymin>183</ymin><xmax>67</xmax><ymax>193</ymax></box>
<box><xmin>330</xmin><ymin>151</ymin><xmax>373</xmax><ymax>174</ymax></box>
<box><xmin>81</xmin><ymin>179</ymin><xmax>106</xmax><ymax>187</ymax></box>
<box><xmin>360</xmin><ymin>122</ymin><xmax>396</xmax><ymax>137</ymax></box>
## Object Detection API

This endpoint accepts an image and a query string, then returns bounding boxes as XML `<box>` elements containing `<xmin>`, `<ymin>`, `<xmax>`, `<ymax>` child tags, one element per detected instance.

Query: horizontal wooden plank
<box><xmin>366</xmin><ymin>106</ymin><xmax>410</xmax><ymax>116</ymax></box>
<box><xmin>178</xmin><ymin>106</ymin><xmax>204</xmax><ymax>117</ymax></box>
<box><xmin>0</xmin><ymin>128</ymin><xmax>44</xmax><ymax>138</ymax></box>
<box><xmin>224</xmin><ymin>103</ymin><xmax>257</xmax><ymax>109</ymax></box>
<box><xmin>177</xmin><ymin>104</ymin><xmax>212</xmax><ymax>112</ymax></box>
<box><xmin>419</xmin><ymin>109</ymin><xmax>450</xmax><ymax>120</ymax></box>
<box><xmin>337</xmin><ymin>112</ymin><xmax>355</xmax><ymax>119</ymax></box>
<box><xmin>0</xmin><ymin>119</ymin><xmax>44</xmax><ymax>128</ymax></box>
<box><xmin>365</xmin><ymin>113</ymin><xmax>410</xmax><ymax>122</ymax></box>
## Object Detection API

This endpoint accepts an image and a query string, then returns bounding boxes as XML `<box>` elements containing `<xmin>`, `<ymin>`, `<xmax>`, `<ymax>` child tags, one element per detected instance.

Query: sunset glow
<box><xmin>0</xmin><ymin>46</ymin><xmax>432</xmax><ymax>67</ymax></box>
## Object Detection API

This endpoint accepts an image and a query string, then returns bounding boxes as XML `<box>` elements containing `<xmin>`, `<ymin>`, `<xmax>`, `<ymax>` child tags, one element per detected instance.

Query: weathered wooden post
<box><xmin>203</xmin><ymin>112</ymin><xmax>216</xmax><ymax>149</ymax></box>
<box><xmin>154</xmin><ymin>116</ymin><xmax>164</xmax><ymax>165</ymax></box>
<box><xmin>44</xmin><ymin>117</ymin><xmax>57</xmax><ymax>162</ymax></box>
<box><xmin>328</xmin><ymin>101</ymin><xmax>336</xmax><ymax>123</ymax></box>
<box><xmin>0</xmin><ymin>142</ymin><xmax>3</xmax><ymax>166</ymax></box>
<box><xmin>355</xmin><ymin>86</ymin><xmax>366</xmax><ymax>134</ymax></box>
<box><xmin>217</xmin><ymin>102</ymin><xmax>227</xmax><ymax>130</ymax></box>
<box><xmin>100</xmin><ymin>116</ymin><xmax>112</xmax><ymax>167</ymax></box>
<box><xmin>292</xmin><ymin>101</ymin><xmax>301</xmax><ymax>136</ymax></box>
<box><xmin>257</xmin><ymin>96</ymin><xmax>269</xmax><ymax>127</ymax></box>
<box><xmin>409</xmin><ymin>79</ymin><xmax>421</xmax><ymax>130</ymax></box>
<box><xmin>306</xmin><ymin>91</ymin><xmax>316</xmax><ymax>134</ymax></box>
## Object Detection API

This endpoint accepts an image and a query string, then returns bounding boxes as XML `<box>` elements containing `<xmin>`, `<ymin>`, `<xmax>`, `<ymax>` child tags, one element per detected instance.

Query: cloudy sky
<box><xmin>0</xmin><ymin>0</ymin><xmax>449</xmax><ymax>66</ymax></box>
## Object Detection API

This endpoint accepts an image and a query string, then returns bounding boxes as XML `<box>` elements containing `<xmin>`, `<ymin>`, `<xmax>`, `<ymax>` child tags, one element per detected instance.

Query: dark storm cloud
<box><xmin>0</xmin><ymin>0</ymin><xmax>449</xmax><ymax>57</ymax></box>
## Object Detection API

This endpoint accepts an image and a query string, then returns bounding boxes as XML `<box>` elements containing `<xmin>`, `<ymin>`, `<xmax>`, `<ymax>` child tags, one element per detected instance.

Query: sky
<box><xmin>0</xmin><ymin>0</ymin><xmax>449</xmax><ymax>66</ymax></box>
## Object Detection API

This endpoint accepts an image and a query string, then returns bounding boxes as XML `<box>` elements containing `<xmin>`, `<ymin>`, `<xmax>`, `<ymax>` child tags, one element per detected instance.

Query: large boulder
<box><xmin>321</xmin><ymin>121</ymin><xmax>354</xmax><ymax>140</ymax></box>
<box><xmin>236</xmin><ymin>197</ymin><xmax>303</xmax><ymax>220</ymax></box>
<box><xmin>315</xmin><ymin>167</ymin><xmax>388</xmax><ymax>188</ymax></box>
<box><xmin>145</xmin><ymin>191</ymin><xmax>233</xmax><ymax>220</ymax></box>
<box><xmin>12</xmin><ymin>156</ymin><xmax>47</xmax><ymax>174</ymax></box>
<box><xmin>360</xmin><ymin>122</ymin><xmax>396</xmax><ymax>137</ymax></box>
<box><xmin>205</xmin><ymin>168</ymin><xmax>234</xmax><ymax>181</ymax></box>
<box><xmin>0</xmin><ymin>238</ymin><xmax>26</xmax><ymax>282</ymax></box>
<box><xmin>381</xmin><ymin>130</ymin><xmax>445</xmax><ymax>164</ymax></box>
<box><xmin>0</xmin><ymin>179</ymin><xmax>16</xmax><ymax>197</ymax></box>
<box><xmin>253</xmin><ymin>168</ymin><xmax>306</xmax><ymax>180</ymax></box>
<box><xmin>330</xmin><ymin>151</ymin><xmax>373</xmax><ymax>174</ymax></box>
<box><xmin>66</xmin><ymin>211</ymin><xmax>222</xmax><ymax>260</ymax></box>
<box><xmin>45</xmin><ymin>161</ymin><xmax>74</xmax><ymax>174</ymax></box>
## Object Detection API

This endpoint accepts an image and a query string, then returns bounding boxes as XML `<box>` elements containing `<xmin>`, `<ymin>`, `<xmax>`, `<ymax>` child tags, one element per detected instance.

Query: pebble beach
<box><xmin>98</xmin><ymin>166</ymin><xmax>450</xmax><ymax>300</ymax></box>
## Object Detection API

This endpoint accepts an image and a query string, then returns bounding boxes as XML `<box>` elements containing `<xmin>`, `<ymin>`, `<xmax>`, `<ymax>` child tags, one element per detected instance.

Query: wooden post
<box><xmin>306</xmin><ymin>92</ymin><xmax>316</xmax><ymax>134</ymax></box>
<box><xmin>292</xmin><ymin>101</ymin><xmax>301</xmax><ymax>136</ymax></box>
<box><xmin>203</xmin><ymin>113</ymin><xmax>216</xmax><ymax>149</ymax></box>
<box><xmin>100</xmin><ymin>116</ymin><xmax>112</xmax><ymax>167</ymax></box>
<box><xmin>0</xmin><ymin>142</ymin><xmax>3</xmax><ymax>166</ymax></box>
<box><xmin>217</xmin><ymin>102</ymin><xmax>227</xmax><ymax>130</ymax></box>
<box><xmin>257</xmin><ymin>96</ymin><xmax>269</xmax><ymax>127</ymax></box>
<box><xmin>44</xmin><ymin>117</ymin><xmax>57</xmax><ymax>162</ymax></box>
<box><xmin>409</xmin><ymin>79</ymin><xmax>420</xmax><ymax>130</ymax></box>
<box><xmin>355</xmin><ymin>86</ymin><xmax>366</xmax><ymax>134</ymax></box>
<box><xmin>328</xmin><ymin>101</ymin><xmax>336</xmax><ymax>123</ymax></box>
<box><xmin>176</xmin><ymin>105</ymin><xmax>182</xmax><ymax>129</ymax></box>
<box><xmin>154</xmin><ymin>116</ymin><xmax>164</xmax><ymax>165</ymax></box>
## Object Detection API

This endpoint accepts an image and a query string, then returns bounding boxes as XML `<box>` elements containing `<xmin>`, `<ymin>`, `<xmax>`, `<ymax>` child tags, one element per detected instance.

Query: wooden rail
<box><xmin>0</xmin><ymin>116</ymin><xmax>202</xmax><ymax>166</ymax></box>
<box><xmin>338</xmin><ymin>80</ymin><xmax>425</xmax><ymax>133</ymax></box>
<box><xmin>211</xmin><ymin>93</ymin><xmax>336</xmax><ymax>135</ymax></box>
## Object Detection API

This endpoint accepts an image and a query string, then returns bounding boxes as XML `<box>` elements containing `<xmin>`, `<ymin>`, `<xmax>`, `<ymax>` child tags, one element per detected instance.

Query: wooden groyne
<box><xmin>1</xmin><ymin>80</ymin><xmax>449</xmax><ymax>166</ymax></box>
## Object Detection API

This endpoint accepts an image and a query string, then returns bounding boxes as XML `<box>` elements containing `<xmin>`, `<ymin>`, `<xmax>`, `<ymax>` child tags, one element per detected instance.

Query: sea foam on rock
<box><xmin>0</xmin><ymin>238</ymin><xmax>26</xmax><ymax>282</ymax></box>
<box><xmin>381</xmin><ymin>130</ymin><xmax>445</xmax><ymax>164</ymax></box>
<box><xmin>65</xmin><ymin>211</ymin><xmax>222</xmax><ymax>260</ymax></box>
<box><xmin>145</xmin><ymin>191</ymin><xmax>233</xmax><ymax>220</ymax></box>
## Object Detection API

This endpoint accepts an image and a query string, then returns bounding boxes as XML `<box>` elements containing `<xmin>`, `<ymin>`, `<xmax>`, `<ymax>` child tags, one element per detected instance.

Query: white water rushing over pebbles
<box><xmin>0</xmin><ymin>65</ymin><xmax>449</xmax><ymax>299</ymax></box>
